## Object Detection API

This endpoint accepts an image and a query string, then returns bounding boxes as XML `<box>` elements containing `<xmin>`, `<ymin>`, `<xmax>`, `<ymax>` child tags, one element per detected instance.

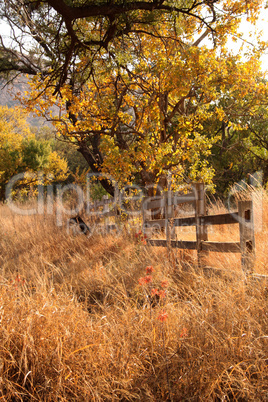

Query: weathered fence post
<box><xmin>103</xmin><ymin>195</ymin><xmax>110</xmax><ymax>231</ymax></box>
<box><xmin>142</xmin><ymin>196</ymin><xmax>150</xmax><ymax>237</ymax></box>
<box><xmin>165</xmin><ymin>173</ymin><xmax>175</xmax><ymax>257</ymax></box>
<box><xmin>193</xmin><ymin>183</ymin><xmax>208</xmax><ymax>268</ymax></box>
<box><xmin>114</xmin><ymin>187</ymin><xmax>120</xmax><ymax>228</ymax></box>
<box><xmin>165</xmin><ymin>174</ymin><xmax>173</xmax><ymax>241</ymax></box>
<box><xmin>238</xmin><ymin>200</ymin><xmax>255</xmax><ymax>274</ymax></box>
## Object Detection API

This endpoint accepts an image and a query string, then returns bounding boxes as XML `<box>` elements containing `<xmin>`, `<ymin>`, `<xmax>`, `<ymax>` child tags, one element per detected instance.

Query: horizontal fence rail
<box><xmin>145</xmin><ymin>213</ymin><xmax>241</xmax><ymax>229</ymax></box>
<box><xmin>147</xmin><ymin>239</ymin><xmax>241</xmax><ymax>253</ymax></box>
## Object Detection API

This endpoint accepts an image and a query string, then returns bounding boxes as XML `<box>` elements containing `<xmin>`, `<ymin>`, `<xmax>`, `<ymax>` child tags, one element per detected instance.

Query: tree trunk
<box><xmin>144</xmin><ymin>173</ymin><xmax>167</xmax><ymax>221</ymax></box>
<box><xmin>78</xmin><ymin>143</ymin><xmax>115</xmax><ymax>196</ymax></box>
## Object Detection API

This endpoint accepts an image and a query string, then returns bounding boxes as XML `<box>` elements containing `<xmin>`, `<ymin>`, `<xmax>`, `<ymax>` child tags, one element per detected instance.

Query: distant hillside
<box><xmin>0</xmin><ymin>76</ymin><xmax>50</xmax><ymax>128</ymax></box>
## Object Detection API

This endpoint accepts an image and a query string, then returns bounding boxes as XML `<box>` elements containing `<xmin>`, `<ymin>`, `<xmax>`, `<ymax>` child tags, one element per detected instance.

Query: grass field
<box><xmin>0</xmin><ymin>191</ymin><xmax>267</xmax><ymax>401</ymax></box>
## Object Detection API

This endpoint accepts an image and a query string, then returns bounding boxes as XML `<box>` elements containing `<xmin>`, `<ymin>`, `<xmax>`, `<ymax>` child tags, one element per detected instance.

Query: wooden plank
<box><xmin>147</xmin><ymin>239</ymin><xmax>197</xmax><ymax>250</ymax></box>
<box><xmin>194</xmin><ymin>183</ymin><xmax>208</xmax><ymax>268</ymax></box>
<box><xmin>174</xmin><ymin>216</ymin><xmax>196</xmax><ymax>227</ymax></box>
<box><xmin>173</xmin><ymin>192</ymin><xmax>196</xmax><ymax>205</ymax></box>
<box><xmin>165</xmin><ymin>178</ymin><xmax>174</xmax><ymax>255</ymax></box>
<box><xmin>144</xmin><ymin>192</ymin><xmax>196</xmax><ymax>210</ymax></box>
<box><xmin>102</xmin><ymin>211</ymin><xmax>116</xmax><ymax>217</ymax></box>
<box><xmin>203</xmin><ymin>212</ymin><xmax>239</xmax><ymax>226</ymax></box>
<box><xmin>144</xmin><ymin>197</ymin><xmax>165</xmax><ymax>210</ymax></box>
<box><xmin>173</xmin><ymin>213</ymin><xmax>239</xmax><ymax>228</ymax></box>
<box><xmin>147</xmin><ymin>239</ymin><xmax>167</xmax><ymax>247</ymax></box>
<box><xmin>147</xmin><ymin>239</ymin><xmax>240</xmax><ymax>252</ymax></box>
<box><xmin>238</xmin><ymin>200</ymin><xmax>255</xmax><ymax>273</ymax></box>
<box><xmin>144</xmin><ymin>219</ymin><xmax>166</xmax><ymax>229</ymax></box>
<box><xmin>175</xmin><ymin>240</ymin><xmax>197</xmax><ymax>250</ymax></box>
<box><xmin>202</xmin><ymin>241</ymin><xmax>241</xmax><ymax>253</ymax></box>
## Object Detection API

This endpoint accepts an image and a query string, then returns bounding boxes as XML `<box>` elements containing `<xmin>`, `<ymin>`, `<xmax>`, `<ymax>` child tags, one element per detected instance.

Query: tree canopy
<box><xmin>24</xmin><ymin>33</ymin><xmax>267</xmax><ymax>192</ymax></box>
<box><xmin>0</xmin><ymin>0</ymin><xmax>267</xmax><ymax>195</ymax></box>
<box><xmin>0</xmin><ymin>1</ymin><xmax>263</xmax><ymax>90</ymax></box>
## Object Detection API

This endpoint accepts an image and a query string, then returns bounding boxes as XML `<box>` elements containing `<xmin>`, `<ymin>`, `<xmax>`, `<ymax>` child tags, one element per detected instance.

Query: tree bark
<box><xmin>78</xmin><ymin>144</ymin><xmax>115</xmax><ymax>196</ymax></box>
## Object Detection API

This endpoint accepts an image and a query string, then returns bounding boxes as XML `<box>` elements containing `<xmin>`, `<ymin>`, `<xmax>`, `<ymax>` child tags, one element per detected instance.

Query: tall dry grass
<box><xmin>0</xmin><ymin>192</ymin><xmax>267</xmax><ymax>401</ymax></box>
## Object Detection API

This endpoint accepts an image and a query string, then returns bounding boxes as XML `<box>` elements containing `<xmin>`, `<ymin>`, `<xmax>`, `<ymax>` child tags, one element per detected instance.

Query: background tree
<box><xmin>0</xmin><ymin>105</ymin><xmax>69</xmax><ymax>200</ymax></box>
<box><xmin>204</xmin><ymin>70</ymin><xmax>268</xmax><ymax>194</ymax></box>
<box><xmin>35</xmin><ymin>126</ymin><xmax>89</xmax><ymax>176</ymax></box>
<box><xmin>243</xmin><ymin>107</ymin><xmax>268</xmax><ymax>184</ymax></box>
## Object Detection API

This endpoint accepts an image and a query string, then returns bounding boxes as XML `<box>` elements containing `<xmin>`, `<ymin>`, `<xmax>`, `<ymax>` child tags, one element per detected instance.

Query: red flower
<box><xmin>135</xmin><ymin>230</ymin><xmax>143</xmax><ymax>239</ymax></box>
<box><xmin>144</xmin><ymin>275</ymin><xmax>152</xmax><ymax>284</ymax></box>
<box><xmin>158</xmin><ymin>310</ymin><xmax>168</xmax><ymax>322</ymax></box>
<box><xmin>180</xmin><ymin>327</ymin><xmax>188</xmax><ymax>338</ymax></box>
<box><xmin>158</xmin><ymin>290</ymin><xmax>166</xmax><ymax>299</ymax></box>
<box><xmin>138</xmin><ymin>277</ymin><xmax>146</xmax><ymax>286</ymax></box>
<box><xmin>12</xmin><ymin>274</ymin><xmax>26</xmax><ymax>287</ymax></box>
<box><xmin>138</xmin><ymin>275</ymin><xmax>152</xmax><ymax>285</ymax></box>
<box><xmin>151</xmin><ymin>288</ymin><xmax>159</xmax><ymax>296</ymax></box>
<box><xmin>160</xmin><ymin>280</ymin><xmax>168</xmax><ymax>288</ymax></box>
<box><xmin>146</xmin><ymin>265</ymin><xmax>154</xmax><ymax>274</ymax></box>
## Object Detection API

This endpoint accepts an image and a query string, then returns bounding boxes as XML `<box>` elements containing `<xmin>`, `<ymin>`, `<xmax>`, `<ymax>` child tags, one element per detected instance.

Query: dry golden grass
<box><xmin>0</xmin><ymin>193</ymin><xmax>267</xmax><ymax>401</ymax></box>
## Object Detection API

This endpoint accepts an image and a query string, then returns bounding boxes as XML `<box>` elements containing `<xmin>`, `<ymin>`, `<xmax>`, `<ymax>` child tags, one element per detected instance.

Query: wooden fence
<box><xmin>143</xmin><ymin>183</ymin><xmax>255</xmax><ymax>273</ymax></box>
<box><xmin>73</xmin><ymin>183</ymin><xmax>256</xmax><ymax>273</ymax></box>
<box><xmin>88</xmin><ymin>195</ymin><xmax>118</xmax><ymax>232</ymax></box>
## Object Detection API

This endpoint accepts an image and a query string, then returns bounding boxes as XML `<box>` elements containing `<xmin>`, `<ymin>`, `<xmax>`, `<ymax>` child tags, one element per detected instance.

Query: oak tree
<box><xmin>0</xmin><ymin>0</ymin><xmax>266</xmax><ymax>194</ymax></box>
